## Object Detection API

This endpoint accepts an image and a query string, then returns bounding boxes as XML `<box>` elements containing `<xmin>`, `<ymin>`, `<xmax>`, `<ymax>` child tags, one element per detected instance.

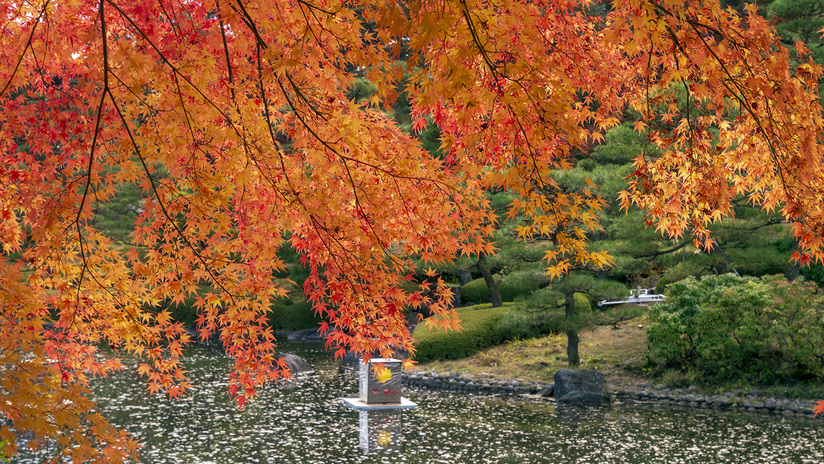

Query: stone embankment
<box><xmin>400</xmin><ymin>370</ymin><xmax>820</xmax><ymax>418</ymax></box>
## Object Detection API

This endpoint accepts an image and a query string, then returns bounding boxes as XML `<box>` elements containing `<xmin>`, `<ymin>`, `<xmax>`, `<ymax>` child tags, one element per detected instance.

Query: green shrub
<box><xmin>801</xmin><ymin>263</ymin><xmax>824</xmax><ymax>288</ymax></box>
<box><xmin>590</xmin><ymin>123</ymin><xmax>645</xmax><ymax>165</ymax></box>
<box><xmin>647</xmin><ymin>274</ymin><xmax>824</xmax><ymax>385</ymax></box>
<box><xmin>655</xmin><ymin>261</ymin><xmax>708</xmax><ymax>294</ymax></box>
<box><xmin>459</xmin><ymin>278</ymin><xmax>492</xmax><ymax>304</ymax></box>
<box><xmin>412</xmin><ymin>304</ymin><xmax>510</xmax><ymax>361</ymax></box>
<box><xmin>501</xmin><ymin>271</ymin><xmax>550</xmax><ymax>301</ymax></box>
<box><xmin>493</xmin><ymin>308</ymin><xmax>564</xmax><ymax>341</ymax></box>
<box><xmin>574</xmin><ymin>292</ymin><xmax>591</xmax><ymax>314</ymax></box>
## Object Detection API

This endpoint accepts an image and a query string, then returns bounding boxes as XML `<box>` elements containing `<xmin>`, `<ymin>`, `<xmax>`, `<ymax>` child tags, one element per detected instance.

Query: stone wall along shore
<box><xmin>401</xmin><ymin>370</ymin><xmax>820</xmax><ymax>418</ymax></box>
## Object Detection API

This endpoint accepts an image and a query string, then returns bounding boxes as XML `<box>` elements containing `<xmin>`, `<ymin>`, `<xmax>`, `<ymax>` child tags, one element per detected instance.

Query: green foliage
<box><xmin>519</xmin><ymin>286</ymin><xmax>563</xmax><ymax>311</ymax></box>
<box><xmin>488</xmin><ymin>190</ymin><xmax>518</xmax><ymax>213</ymax></box>
<box><xmin>460</xmin><ymin>277</ymin><xmax>493</xmax><ymax>304</ymax></box>
<box><xmin>577</xmin><ymin>157</ymin><xmax>597</xmax><ymax>171</ymax></box>
<box><xmin>574</xmin><ymin>292</ymin><xmax>591</xmax><ymax>314</ymax></box>
<box><xmin>493</xmin><ymin>308</ymin><xmax>565</xmax><ymax>341</ymax></box>
<box><xmin>267</xmin><ymin>299</ymin><xmax>322</xmax><ymax>331</ymax></box>
<box><xmin>419</xmin><ymin>119</ymin><xmax>444</xmax><ymax>158</ymax></box>
<box><xmin>165</xmin><ymin>294</ymin><xmax>202</xmax><ymax>328</ymax></box>
<box><xmin>413</xmin><ymin>304</ymin><xmax>511</xmax><ymax>361</ymax></box>
<box><xmin>0</xmin><ymin>440</ymin><xmax>10</xmax><ymax>464</ymax></box>
<box><xmin>800</xmin><ymin>262</ymin><xmax>824</xmax><ymax>288</ymax></box>
<box><xmin>767</xmin><ymin>0</ymin><xmax>824</xmax><ymax>61</ymax></box>
<box><xmin>346</xmin><ymin>77</ymin><xmax>378</xmax><ymax>102</ymax></box>
<box><xmin>459</xmin><ymin>272</ymin><xmax>547</xmax><ymax>304</ymax></box>
<box><xmin>655</xmin><ymin>261</ymin><xmax>708</xmax><ymax>294</ymax></box>
<box><xmin>590</xmin><ymin>123</ymin><xmax>646</xmax><ymax>165</ymax></box>
<box><xmin>94</xmin><ymin>183</ymin><xmax>143</xmax><ymax>243</ymax></box>
<box><xmin>647</xmin><ymin>274</ymin><xmax>824</xmax><ymax>385</ymax></box>
<box><xmin>660</xmin><ymin>368</ymin><xmax>702</xmax><ymax>389</ymax></box>
<box><xmin>276</xmin><ymin>244</ymin><xmax>311</xmax><ymax>288</ymax></box>
<box><xmin>589</xmin><ymin>304</ymin><xmax>646</xmax><ymax>325</ymax></box>
<box><xmin>502</xmin><ymin>271</ymin><xmax>551</xmax><ymax>299</ymax></box>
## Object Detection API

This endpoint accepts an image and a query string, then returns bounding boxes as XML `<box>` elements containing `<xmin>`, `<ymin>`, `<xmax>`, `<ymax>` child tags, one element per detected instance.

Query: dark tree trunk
<box><xmin>786</xmin><ymin>237</ymin><xmax>800</xmax><ymax>282</ymax></box>
<box><xmin>459</xmin><ymin>269</ymin><xmax>473</xmax><ymax>285</ymax></box>
<box><xmin>476</xmin><ymin>255</ymin><xmax>502</xmax><ymax>307</ymax></box>
<box><xmin>565</xmin><ymin>291</ymin><xmax>580</xmax><ymax>367</ymax></box>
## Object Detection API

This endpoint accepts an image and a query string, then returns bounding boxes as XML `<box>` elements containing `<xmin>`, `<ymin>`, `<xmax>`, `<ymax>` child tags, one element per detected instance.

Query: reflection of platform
<box><xmin>342</xmin><ymin>396</ymin><xmax>418</xmax><ymax>410</ymax></box>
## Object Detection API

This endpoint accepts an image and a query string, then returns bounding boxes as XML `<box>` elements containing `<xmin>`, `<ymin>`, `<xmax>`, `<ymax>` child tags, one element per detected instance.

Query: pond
<box><xmin>18</xmin><ymin>341</ymin><xmax>824</xmax><ymax>463</ymax></box>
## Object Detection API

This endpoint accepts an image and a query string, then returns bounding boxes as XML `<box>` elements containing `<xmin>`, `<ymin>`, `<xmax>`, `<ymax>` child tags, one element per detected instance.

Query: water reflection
<box><xmin>554</xmin><ymin>403</ymin><xmax>607</xmax><ymax>425</ymax></box>
<box><xmin>358</xmin><ymin>410</ymin><xmax>403</xmax><ymax>453</ymax></box>
<box><xmin>13</xmin><ymin>341</ymin><xmax>824</xmax><ymax>463</ymax></box>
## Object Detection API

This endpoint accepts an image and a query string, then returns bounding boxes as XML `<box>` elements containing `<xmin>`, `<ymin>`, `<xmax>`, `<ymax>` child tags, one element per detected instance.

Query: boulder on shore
<box><xmin>554</xmin><ymin>369</ymin><xmax>607</xmax><ymax>405</ymax></box>
<box><xmin>278</xmin><ymin>354</ymin><xmax>315</xmax><ymax>375</ymax></box>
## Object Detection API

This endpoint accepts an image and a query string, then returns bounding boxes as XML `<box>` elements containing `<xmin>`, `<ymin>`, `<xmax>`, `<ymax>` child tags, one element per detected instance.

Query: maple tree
<box><xmin>2</xmin><ymin>0</ymin><xmax>824</xmax><ymax>459</ymax></box>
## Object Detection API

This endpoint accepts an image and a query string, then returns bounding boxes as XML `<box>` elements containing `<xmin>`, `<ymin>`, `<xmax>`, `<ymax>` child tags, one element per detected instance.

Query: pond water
<box><xmin>18</xmin><ymin>341</ymin><xmax>824</xmax><ymax>463</ymax></box>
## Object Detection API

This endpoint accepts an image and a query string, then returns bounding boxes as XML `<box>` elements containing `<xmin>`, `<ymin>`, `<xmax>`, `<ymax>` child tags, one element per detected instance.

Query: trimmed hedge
<box><xmin>459</xmin><ymin>272</ymin><xmax>546</xmax><ymax>304</ymax></box>
<box><xmin>493</xmin><ymin>308</ymin><xmax>564</xmax><ymax>341</ymax></box>
<box><xmin>459</xmin><ymin>278</ymin><xmax>494</xmax><ymax>304</ymax></box>
<box><xmin>413</xmin><ymin>304</ymin><xmax>511</xmax><ymax>362</ymax></box>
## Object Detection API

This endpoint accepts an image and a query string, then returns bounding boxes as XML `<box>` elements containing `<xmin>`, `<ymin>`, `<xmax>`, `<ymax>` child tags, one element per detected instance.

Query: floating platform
<box><xmin>342</xmin><ymin>396</ymin><xmax>418</xmax><ymax>411</ymax></box>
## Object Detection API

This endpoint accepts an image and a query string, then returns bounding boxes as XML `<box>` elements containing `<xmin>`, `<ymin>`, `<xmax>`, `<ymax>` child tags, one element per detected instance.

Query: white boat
<box><xmin>598</xmin><ymin>288</ymin><xmax>665</xmax><ymax>307</ymax></box>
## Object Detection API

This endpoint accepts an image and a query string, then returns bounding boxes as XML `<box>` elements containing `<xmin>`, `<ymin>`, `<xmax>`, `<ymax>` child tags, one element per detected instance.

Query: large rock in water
<box><xmin>278</xmin><ymin>354</ymin><xmax>314</xmax><ymax>375</ymax></box>
<box><xmin>554</xmin><ymin>369</ymin><xmax>606</xmax><ymax>405</ymax></box>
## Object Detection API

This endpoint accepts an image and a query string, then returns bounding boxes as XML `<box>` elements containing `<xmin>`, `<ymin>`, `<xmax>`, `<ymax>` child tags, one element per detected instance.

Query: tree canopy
<box><xmin>2</xmin><ymin>0</ymin><xmax>824</xmax><ymax>460</ymax></box>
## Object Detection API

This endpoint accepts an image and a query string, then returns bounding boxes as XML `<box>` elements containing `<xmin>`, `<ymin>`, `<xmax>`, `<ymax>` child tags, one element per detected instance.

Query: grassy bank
<box><xmin>418</xmin><ymin>315</ymin><xmax>649</xmax><ymax>387</ymax></box>
<box><xmin>416</xmin><ymin>314</ymin><xmax>824</xmax><ymax>401</ymax></box>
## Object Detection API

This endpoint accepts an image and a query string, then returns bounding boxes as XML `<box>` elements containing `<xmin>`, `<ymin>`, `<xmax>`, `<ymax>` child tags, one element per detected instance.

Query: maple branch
<box><xmin>157</xmin><ymin>0</ymin><xmax>184</xmax><ymax>38</ymax></box>
<box><xmin>218</xmin><ymin>16</ymin><xmax>236</xmax><ymax>101</ymax></box>
<box><xmin>644</xmin><ymin>1</ymin><xmax>820</xmax><ymax>235</ymax></box>
<box><xmin>233</xmin><ymin>0</ymin><xmax>268</xmax><ymax>50</ymax></box>
<box><xmin>295</xmin><ymin>0</ymin><xmax>337</xmax><ymax>17</ymax></box>
<box><xmin>457</xmin><ymin>0</ymin><xmax>550</xmax><ymax>188</ymax></box>
<box><xmin>171</xmin><ymin>72</ymin><xmax>198</xmax><ymax>145</ymax></box>
<box><xmin>0</xmin><ymin>0</ymin><xmax>50</xmax><ymax>99</ymax></box>
<box><xmin>104</xmin><ymin>0</ymin><xmax>317</xmax><ymax>259</ymax></box>
<box><xmin>637</xmin><ymin>238</ymin><xmax>691</xmax><ymax>259</ymax></box>
<box><xmin>104</xmin><ymin>0</ymin><xmax>247</xmax><ymax>143</ymax></box>
<box><xmin>307</xmin><ymin>215</ymin><xmax>368</xmax><ymax>286</ymax></box>
<box><xmin>685</xmin><ymin>23</ymin><xmax>794</xmax><ymax>193</ymax></box>
<box><xmin>296</xmin><ymin>0</ymin><xmax>327</xmax><ymax>47</ymax></box>
<box><xmin>106</xmin><ymin>90</ymin><xmax>240</xmax><ymax>312</ymax></box>
<box><xmin>72</xmin><ymin>0</ymin><xmax>112</xmax><ymax>313</ymax></box>
<box><xmin>273</xmin><ymin>74</ymin><xmax>446</xmax><ymax>275</ymax></box>
<box><xmin>279</xmin><ymin>74</ymin><xmax>454</xmax><ymax>193</ymax></box>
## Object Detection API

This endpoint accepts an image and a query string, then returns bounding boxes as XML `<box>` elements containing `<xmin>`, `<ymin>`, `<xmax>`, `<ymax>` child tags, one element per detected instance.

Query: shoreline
<box><xmin>399</xmin><ymin>368</ymin><xmax>821</xmax><ymax>418</ymax></box>
<box><xmin>277</xmin><ymin>327</ymin><xmax>822</xmax><ymax>418</ymax></box>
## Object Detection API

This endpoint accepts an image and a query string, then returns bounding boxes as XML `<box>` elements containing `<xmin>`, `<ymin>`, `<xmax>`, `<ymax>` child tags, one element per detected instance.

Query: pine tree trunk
<box><xmin>565</xmin><ymin>291</ymin><xmax>580</xmax><ymax>367</ymax></box>
<box><xmin>476</xmin><ymin>256</ymin><xmax>502</xmax><ymax>307</ymax></box>
<box><xmin>459</xmin><ymin>269</ymin><xmax>473</xmax><ymax>285</ymax></box>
